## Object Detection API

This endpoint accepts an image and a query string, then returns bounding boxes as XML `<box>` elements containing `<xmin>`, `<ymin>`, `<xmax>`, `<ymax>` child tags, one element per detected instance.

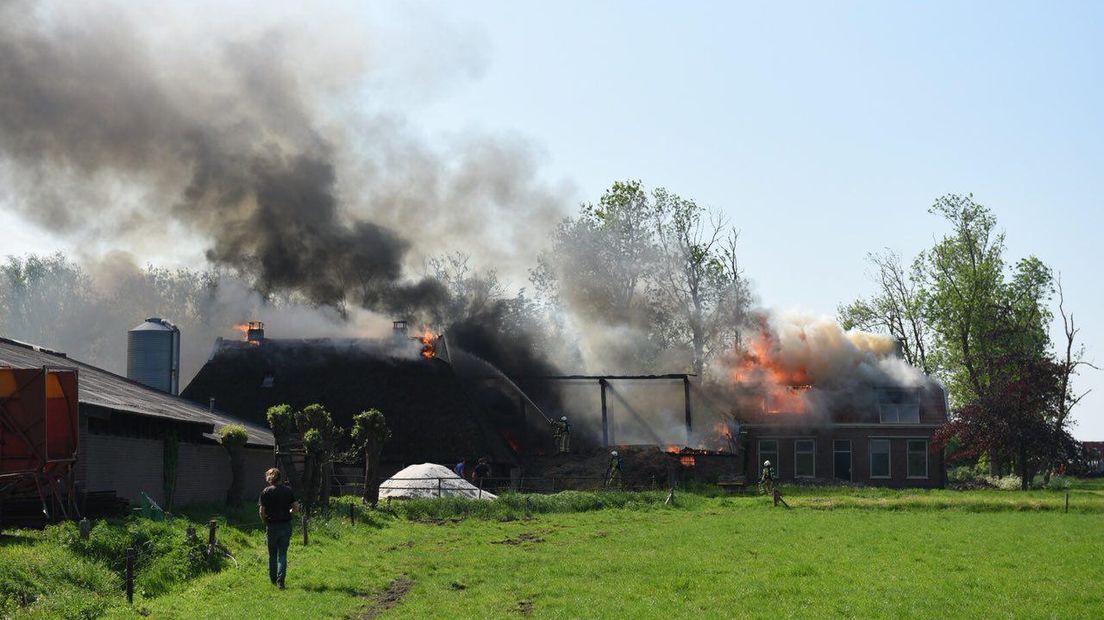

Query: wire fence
<box><xmin>329</xmin><ymin>473</ymin><xmax>670</xmax><ymax>497</ymax></box>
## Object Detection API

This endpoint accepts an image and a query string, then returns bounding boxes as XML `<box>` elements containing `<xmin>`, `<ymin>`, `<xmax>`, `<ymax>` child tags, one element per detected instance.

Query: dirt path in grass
<box><xmin>356</xmin><ymin>577</ymin><xmax>414</xmax><ymax>619</ymax></box>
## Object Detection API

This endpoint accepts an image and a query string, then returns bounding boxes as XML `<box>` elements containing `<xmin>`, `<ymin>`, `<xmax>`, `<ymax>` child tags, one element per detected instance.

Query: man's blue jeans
<box><xmin>266</xmin><ymin>521</ymin><xmax>293</xmax><ymax>585</ymax></box>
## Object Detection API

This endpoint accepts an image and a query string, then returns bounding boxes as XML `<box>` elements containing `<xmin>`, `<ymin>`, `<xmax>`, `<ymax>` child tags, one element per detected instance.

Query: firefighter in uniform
<box><xmin>551</xmin><ymin>416</ymin><xmax>571</xmax><ymax>453</ymax></box>
<box><xmin>605</xmin><ymin>450</ymin><xmax>624</xmax><ymax>488</ymax></box>
<box><xmin>759</xmin><ymin>459</ymin><xmax>777</xmax><ymax>495</ymax></box>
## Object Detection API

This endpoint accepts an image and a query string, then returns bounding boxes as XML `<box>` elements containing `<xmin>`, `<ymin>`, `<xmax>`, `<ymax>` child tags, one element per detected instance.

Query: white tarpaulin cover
<box><xmin>379</xmin><ymin>463</ymin><xmax>497</xmax><ymax>500</ymax></box>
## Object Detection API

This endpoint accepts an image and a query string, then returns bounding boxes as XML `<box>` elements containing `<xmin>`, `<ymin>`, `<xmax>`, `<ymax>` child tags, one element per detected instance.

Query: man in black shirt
<box><xmin>258</xmin><ymin>467</ymin><xmax>298</xmax><ymax>588</ymax></box>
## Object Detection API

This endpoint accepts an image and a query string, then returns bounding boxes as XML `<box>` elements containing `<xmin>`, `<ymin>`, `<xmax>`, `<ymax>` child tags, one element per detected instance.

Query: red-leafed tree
<box><xmin>933</xmin><ymin>308</ymin><xmax>1082</xmax><ymax>489</ymax></box>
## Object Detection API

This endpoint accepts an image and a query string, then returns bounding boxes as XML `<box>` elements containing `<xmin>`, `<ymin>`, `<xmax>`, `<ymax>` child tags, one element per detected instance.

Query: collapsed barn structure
<box><xmin>0</xmin><ymin>335</ymin><xmax>273</xmax><ymax>524</ymax></box>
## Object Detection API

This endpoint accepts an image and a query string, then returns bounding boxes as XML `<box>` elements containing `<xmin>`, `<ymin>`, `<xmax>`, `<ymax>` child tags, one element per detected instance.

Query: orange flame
<box><xmin>764</xmin><ymin>385</ymin><xmax>811</xmax><ymax>414</ymax></box>
<box><xmin>728</xmin><ymin>318</ymin><xmax>812</xmax><ymax>415</ymax></box>
<box><xmin>713</xmin><ymin>421</ymin><xmax>733</xmax><ymax>441</ymax></box>
<box><xmin>420</xmin><ymin>330</ymin><xmax>436</xmax><ymax>359</ymax></box>
<box><xmin>729</xmin><ymin>320</ymin><xmax>809</xmax><ymax>386</ymax></box>
<box><xmin>232</xmin><ymin>321</ymin><xmax>263</xmax><ymax>346</ymax></box>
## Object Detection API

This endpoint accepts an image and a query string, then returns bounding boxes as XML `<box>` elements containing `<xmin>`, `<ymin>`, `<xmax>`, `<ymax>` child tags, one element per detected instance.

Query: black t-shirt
<box><xmin>473</xmin><ymin>463</ymin><xmax>491</xmax><ymax>479</ymax></box>
<box><xmin>259</xmin><ymin>484</ymin><xmax>296</xmax><ymax>523</ymax></box>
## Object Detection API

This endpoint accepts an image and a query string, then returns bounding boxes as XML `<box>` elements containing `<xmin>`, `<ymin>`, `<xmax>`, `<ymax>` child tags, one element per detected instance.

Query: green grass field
<box><xmin>3</xmin><ymin>483</ymin><xmax>1103</xmax><ymax>619</ymax></box>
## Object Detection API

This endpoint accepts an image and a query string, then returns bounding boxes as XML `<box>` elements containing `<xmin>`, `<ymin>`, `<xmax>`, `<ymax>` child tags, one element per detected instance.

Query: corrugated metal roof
<box><xmin>0</xmin><ymin>337</ymin><xmax>273</xmax><ymax>446</ymax></box>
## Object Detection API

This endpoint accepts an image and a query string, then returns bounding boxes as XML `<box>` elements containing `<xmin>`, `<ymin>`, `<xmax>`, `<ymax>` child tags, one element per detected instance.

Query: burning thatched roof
<box><xmin>181</xmin><ymin>338</ymin><xmax>517</xmax><ymax>465</ymax></box>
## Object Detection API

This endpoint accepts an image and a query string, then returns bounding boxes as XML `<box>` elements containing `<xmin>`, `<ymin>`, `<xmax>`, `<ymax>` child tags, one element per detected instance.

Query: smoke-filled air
<box><xmin>0</xmin><ymin>0</ymin><xmax>560</xmax><ymax>316</ymax></box>
<box><xmin>0</xmin><ymin>0</ymin><xmax>937</xmax><ymax>447</ymax></box>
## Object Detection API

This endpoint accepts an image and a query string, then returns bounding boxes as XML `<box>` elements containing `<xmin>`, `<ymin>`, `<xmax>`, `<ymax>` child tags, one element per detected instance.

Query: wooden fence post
<box><xmin>207</xmin><ymin>519</ymin><xmax>217</xmax><ymax>551</ymax></box>
<box><xmin>438</xmin><ymin>477</ymin><xmax>443</xmax><ymax>498</ymax></box>
<box><xmin>79</xmin><ymin>518</ymin><xmax>90</xmax><ymax>540</ymax></box>
<box><xmin>349</xmin><ymin>502</ymin><xmax>355</xmax><ymax>524</ymax></box>
<box><xmin>303</xmin><ymin>513</ymin><xmax>309</xmax><ymax>546</ymax></box>
<box><xmin>1065</xmin><ymin>492</ymin><xmax>1070</xmax><ymax>513</ymax></box>
<box><xmin>125</xmin><ymin>548</ymin><xmax>135</xmax><ymax>604</ymax></box>
<box><xmin>186</xmin><ymin>526</ymin><xmax>196</xmax><ymax>543</ymax></box>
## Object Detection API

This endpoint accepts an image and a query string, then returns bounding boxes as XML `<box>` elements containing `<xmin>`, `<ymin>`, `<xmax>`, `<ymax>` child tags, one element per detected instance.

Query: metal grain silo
<box><xmin>126</xmin><ymin>318</ymin><xmax>180</xmax><ymax>394</ymax></box>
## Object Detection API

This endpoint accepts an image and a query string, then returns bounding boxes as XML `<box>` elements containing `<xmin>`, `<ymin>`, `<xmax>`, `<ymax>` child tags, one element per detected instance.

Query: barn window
<box><xmin>759</xmin><ymin>440</ymin><xmax>778</xmax><ymax>478</ymax></box>
<box><xmin>907</xmin><ymin>440</ymin><xmax>928</xmax><ymax>478</ymax></box>
<box><xmin>794</xmin><ymin>440</ymin><xmax>815</xmax><ymax>478</ymax></box>
<box><xmin>261</xmin><ymin>373</ymin><xmax>275</xmax><ymax>388</ymax></box>
<box><xmin>870</xmin><ymin>439</ymin><xmax>891</xmax><ymax>478</ymax></box>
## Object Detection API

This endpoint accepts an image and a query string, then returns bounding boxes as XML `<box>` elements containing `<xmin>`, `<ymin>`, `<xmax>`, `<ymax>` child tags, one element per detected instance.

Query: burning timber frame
<box><xmin>537</xmin><ymin>374</ymin><xmax>696</xmax><ymax>448</ymax></box>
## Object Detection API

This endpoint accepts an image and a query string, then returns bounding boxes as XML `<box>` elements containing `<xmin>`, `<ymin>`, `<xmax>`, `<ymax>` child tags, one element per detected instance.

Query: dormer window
<box><xmin>878</xmin><ymin>388</ymin><xmax>920</xmax><ymax>423</ymax></box>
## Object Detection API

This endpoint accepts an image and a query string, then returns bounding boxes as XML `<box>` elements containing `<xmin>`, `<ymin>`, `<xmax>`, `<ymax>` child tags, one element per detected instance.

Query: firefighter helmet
<box><xmin>611</xmin><ymin>450</ymin><xmax>618</xmax><ymax>456</ymax></box>
<box><xmin>763</xmin><ymin>460</ymin><xmax>771</xmax><ymax>467</ymax></box>
<box><xmin>561</xmin><ymin>416</ymin><xmax>568</xmax><ymax>421</ymax></box>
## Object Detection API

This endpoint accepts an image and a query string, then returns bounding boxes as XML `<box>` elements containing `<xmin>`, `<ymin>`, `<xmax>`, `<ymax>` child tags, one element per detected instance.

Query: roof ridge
<box><xmin>0</xmin><ymin>335</ymin><xmax>67</xmax><ymax>357</ymax></box>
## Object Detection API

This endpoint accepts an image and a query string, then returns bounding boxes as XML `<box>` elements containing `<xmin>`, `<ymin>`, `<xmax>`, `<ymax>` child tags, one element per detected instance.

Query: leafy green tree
<box><xmin>350</xmin><ymin>409</ymin><xmax>391</xmax><ymax>506</ymax></box>
<box><xmin>844</xmin><ymin>194</ymin><xmax>1090</xmax><ymax>480</ymax></box>
<box><xmin>918</xmin><ymin>195</ymin><xmax>1053</xmax><ymax>407</ymax></box>
<box><xmin>532</xmin><ymin>180</ymin><xmax>660</xmax><ymax>322</ymax></box>
<box><xmin>532</xmin><ymin>180</ymin><xmax>749</xmax><ymax>378</ymax></box>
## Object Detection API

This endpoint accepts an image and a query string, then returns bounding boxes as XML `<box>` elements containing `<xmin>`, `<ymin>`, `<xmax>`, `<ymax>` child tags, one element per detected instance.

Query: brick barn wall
<box><xmin>240</xmin><ymin>446</ymin><xmax>275</xmax><ymax>502</ymax></box>
<box><xmin>82</xmin><ymin>425</ymin><xmax>274</xmax><ymax>506</ymax></box>
<box><xmin>174</xmin><ymin>443</ymin><xmax>232</xmax><ymax>505</ymax></box>
<box><xmin>83</xmin><ymin>433</ymin><xmax>165</xmax><ymax>505</ymax></box>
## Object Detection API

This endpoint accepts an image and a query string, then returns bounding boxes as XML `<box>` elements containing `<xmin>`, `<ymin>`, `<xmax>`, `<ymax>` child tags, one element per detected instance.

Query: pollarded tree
<box><xmin>351</xmin><ymin>409</ymin><xmax>391</xmax><ymax>506</ymax></box>
<box><xmin>266</xmin><ymin>403</ymin><xmax>343</xmax><ymax>513</ymax></box>
<box><xmin>218</xmin><ymin>424</ymin><xmax>249</xmax><ymax>505</ymax></box>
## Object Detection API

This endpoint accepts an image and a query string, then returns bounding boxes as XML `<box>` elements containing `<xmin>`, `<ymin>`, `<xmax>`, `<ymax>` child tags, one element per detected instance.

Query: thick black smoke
<box><xmin>0</xmin><ymin>1</ymin><xmax>553</xmax><ymax>316</ymax></box>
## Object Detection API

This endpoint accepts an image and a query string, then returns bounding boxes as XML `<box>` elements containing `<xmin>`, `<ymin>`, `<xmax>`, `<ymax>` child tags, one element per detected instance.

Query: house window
<box><xmin>261</xmin><ymin>373</ymin><xmax>275</xmax><ymax>388</ymax></box>
<box><xmin>759</xmin><ymin>440</ymin><xmax>778</xmax><ymax>477</ymax></box>
<box><xmin>879</xmin><ymin>403</ymin><xmax>920</xmax><ymax>423</ymax></box>
<box><xmin>907</xmin><ymin>439</ymin><xmax>928</xmax><ymax>478</ymax></box>
<box><xmin>870</xmin><ymin>439</ymin><xmax>891</xmax><ymax>478</ymax></box>
<box><xmin>833</xmin><ymin>440</ymin><xmax>852</xmax><ymax>481</ymax></box>
<box><xmin>794</xmin><ymin>440</ymin><xmax>815</xmax><ymax>478</ymax></box>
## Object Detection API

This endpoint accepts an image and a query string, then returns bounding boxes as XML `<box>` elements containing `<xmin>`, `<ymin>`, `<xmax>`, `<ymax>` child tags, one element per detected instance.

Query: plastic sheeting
<box><xmin>379</xmin><ymin>463</ymin><xmax>496</xmax><ymax>500</ymax></box>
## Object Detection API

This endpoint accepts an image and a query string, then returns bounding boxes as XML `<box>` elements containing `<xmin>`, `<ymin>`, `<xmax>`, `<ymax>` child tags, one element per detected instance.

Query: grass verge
<box><xmin>0</xmin><ymin>484</ymin><xmax>1101</xmax><ymax>618</ymax></box>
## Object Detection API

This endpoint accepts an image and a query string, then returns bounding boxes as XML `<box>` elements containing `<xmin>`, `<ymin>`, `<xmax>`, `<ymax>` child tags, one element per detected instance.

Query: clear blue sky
<box><xmin>3</xmin><ymin>1</ymin><xmax>1102</xmax><ymax>438</ymax></box>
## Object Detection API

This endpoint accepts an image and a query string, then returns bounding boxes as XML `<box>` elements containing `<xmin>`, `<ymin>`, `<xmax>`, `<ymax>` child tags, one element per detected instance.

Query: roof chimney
<box><xmin>392</xmin><ymin>320</ymin><xmax>409</xmax><ymax>339</ymax></box>
<box><xmin>246</xmin><ymin>321</ymin><xmax>265</xmax><ymax>344</ymax></box>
